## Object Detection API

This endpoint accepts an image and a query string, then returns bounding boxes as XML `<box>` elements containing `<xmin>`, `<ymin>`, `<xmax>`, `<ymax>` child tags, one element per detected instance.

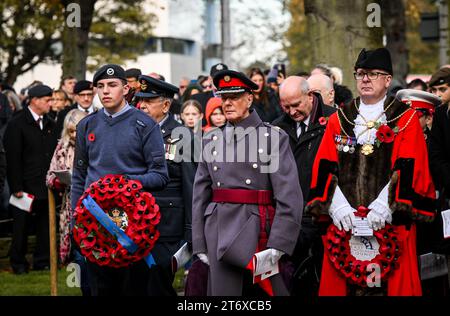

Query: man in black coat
<box><xmin>128</xmin><ymin>75</ymin><xmax>196</xmax><ymax>295</ymax></box>
<box><xmin>273</xmin><ymin>76</ymin><xmax>336</xmax><ymax>297</ymax></box>
<box><xmin>3</xmin><ymin>85</ymin><xmax>59</xmax><ymax>274</ymax></box>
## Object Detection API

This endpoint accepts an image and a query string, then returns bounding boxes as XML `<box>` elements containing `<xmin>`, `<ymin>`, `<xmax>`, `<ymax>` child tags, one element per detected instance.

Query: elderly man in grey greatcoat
<box><xmin>192</xmin><ymin>70</ymin><xmax>303</xmax><ymax>296</ymax></box>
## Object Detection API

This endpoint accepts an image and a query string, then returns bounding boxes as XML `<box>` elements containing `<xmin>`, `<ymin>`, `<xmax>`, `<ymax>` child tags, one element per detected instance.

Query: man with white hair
<box><xmin>307</xmin><ymin>74</ymin><xmax>336</xmax><ymax>107</ymax></box>
<box><xmin>273</xmin><ymin>76</ymin><xmax>336</xmax><ymax>296</ymax></box>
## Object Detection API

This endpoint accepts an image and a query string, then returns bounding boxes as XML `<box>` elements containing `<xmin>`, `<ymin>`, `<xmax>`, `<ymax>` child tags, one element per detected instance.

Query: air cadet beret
<box><xmin>125</xmin><ymin>68</ymin><xmax>142</xmax><ymax>79</ymax></box>
<box><xmin>428</xmin><ymin>67</ymin><xmax>450</xmax><ymax>87</ymax></box>
<box><xmin>93</xmin><ymin>64</ymin><xmax>127</xmax><ymax>86</ymax></box>
<box><xmin>134</xmin><ymin>75</ymin><xmax>179</xmax><ymax>98</ymax></box>
<box><xmin>354</xmin><ymin>48</ymin><xmax>393</xmax><ymax>75</ymax></box>
<box><xmin>210</xmin><ymin>63</ymin><xmax>228</xmax><ymax>77</ymax></box>
<box><xmin>396</xmin><ymin>89</ymin><xmax>441</xmax><ymax>116</ymax></box>
<box><xmin>73</xmin><ymin>80</ymin><xmax>93</xmax><ymax>94</ymax></box>
<box><xmin>213</xmin><ymin>70</ymin><xmax>259</xmax><ymax>95</ymax></box>
<box><xmin>28</xmin><ymin>84</ymin><xmax>53</xmax><ymax>98</ymax></box>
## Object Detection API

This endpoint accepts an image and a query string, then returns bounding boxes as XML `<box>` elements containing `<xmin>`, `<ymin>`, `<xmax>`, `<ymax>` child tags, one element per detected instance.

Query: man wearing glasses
<box><xmin>56</xmin><ymin>80</ymin><xmax>98</xmax><ymax>135</ymax></box>
<box><xmin>307</xmin><ymin>48</ymin><xmax>436</xmax><ymax>296</ymax></box>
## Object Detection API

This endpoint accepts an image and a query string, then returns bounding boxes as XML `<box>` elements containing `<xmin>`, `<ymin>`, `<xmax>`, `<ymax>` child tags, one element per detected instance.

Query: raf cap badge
<box><xmin>140</xmin><ymin>80</ymin><xmax>147</xmax><ymax>91</ymax></box>
<box><xmin>107</xmin><ymin>68</ymin><xmax>115</xmax><ymax>76</ymax></box>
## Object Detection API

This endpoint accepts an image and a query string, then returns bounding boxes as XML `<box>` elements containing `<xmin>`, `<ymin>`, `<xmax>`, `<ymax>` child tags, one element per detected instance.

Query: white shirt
<box><xmin>353</xmin><ymin>96</ymin><xmax>387</xmax><ymax>145</ymax></box>
<box><xmin>296</xmin><ymin>116</ymin><xmax>311</xmax><ymax>138</ymax></box>
<box><xmin>77</xmin><ymin>104</ymin><xmax>95</xmax><ymax>114</ymax></box>
<box><xmin>28</xmin><ymin>107</ymin><xmax>43</xmax><ymax>130</ymax></box>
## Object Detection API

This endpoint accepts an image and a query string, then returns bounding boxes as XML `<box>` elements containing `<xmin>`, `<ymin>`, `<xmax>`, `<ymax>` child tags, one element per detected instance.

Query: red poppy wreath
<box><xmin>73</xmin><ymin>174</ymin><xmax>160</xmax><ymax>267</ymax></box>
<box><xmin>324</xmin><ymin>207</ymin><xmax>402</xmax><ymax>287</ymax></box>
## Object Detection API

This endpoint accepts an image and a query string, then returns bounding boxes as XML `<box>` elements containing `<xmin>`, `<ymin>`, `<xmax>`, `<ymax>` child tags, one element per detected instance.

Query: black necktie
<box><xmin>297</xmin><ymin>121</ymin><xmax>307</xmax><ymax>138</ymax></box>
<box><xmin>37</xmin><ymin>117</ymin><xmax>42</xmax><ymax>130</ymax></box>
<box><xmin>85</xmin><ymin>109</ymin><xmax>89</xmax><ymax>113</ymax></box>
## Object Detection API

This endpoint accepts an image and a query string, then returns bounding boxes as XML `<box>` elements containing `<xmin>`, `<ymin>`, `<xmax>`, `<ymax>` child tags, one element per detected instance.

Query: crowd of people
<box><xmin>0</xmin><ymin>47</ymin><xmax>449</xmax><ymax>297</ymax></box>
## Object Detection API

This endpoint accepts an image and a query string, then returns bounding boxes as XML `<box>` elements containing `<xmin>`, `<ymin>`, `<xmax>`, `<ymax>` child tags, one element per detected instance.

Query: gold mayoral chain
<box><xmin>337</xmin><ymin>99</ymin><xmax>414</xmax><ymax>156</ymax></box>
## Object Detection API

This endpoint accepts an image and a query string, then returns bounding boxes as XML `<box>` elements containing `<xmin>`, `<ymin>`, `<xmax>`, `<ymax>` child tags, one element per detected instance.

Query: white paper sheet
<box><xmin>171</xmin><ymin>242</ymin><xmax>192</xmax><ymax>273</ymax></box>
<box><xmin>441</xmin><ymin>209</ymin><xmax>450</xmax><ymax>239</ymax></box>
<box><xmin>252</xmin><ymin>249</ymin><xmax>279</xmax><ymax>283</ymax></box>
<box><xmin>9</xmin><ymin>193</ymin><xmax>35</xmax><ymax>212</ymax></box>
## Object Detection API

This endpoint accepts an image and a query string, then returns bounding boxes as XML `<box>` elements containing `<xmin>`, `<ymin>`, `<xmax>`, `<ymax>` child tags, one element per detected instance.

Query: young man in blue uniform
<box><xmin>71</xmin><ymin>64</ymin><xmax>169</xmax><ymax>295</ymax></box>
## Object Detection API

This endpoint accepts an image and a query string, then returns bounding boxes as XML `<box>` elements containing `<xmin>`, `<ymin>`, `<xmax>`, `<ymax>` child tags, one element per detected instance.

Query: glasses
<box><xmin>78</xmin><ymin>93</ymin><xmax>94</xmax><ymax>98</ymax></box>
<box><xmin>353</xmin><ymin>71</ymin><xmax>390</xmax><ymax>80</ymax></box>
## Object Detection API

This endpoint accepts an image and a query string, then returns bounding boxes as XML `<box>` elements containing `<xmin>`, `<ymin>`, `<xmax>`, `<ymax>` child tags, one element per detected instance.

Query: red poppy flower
<box><xmin>73</xmin><ymin>174</ymin><xmax>160</xmax><ymax>268</ymax></box>
<box><xmin>88</xmin><ymin>133</ymin><xmax>95</xmax><ymax>142</ymax></box>
<box><xmin>319</xmin><ymin>116</ymin><xmax>328</xmax><ymax>126</ymax></box>
<box><xmin>376</xmin><ymin>125</ymin><xmax>395</xmax><ymax>143</ymax></box>
<box><xmin>325</xmin><ymin>217</ymin><xmax>401</xmax><ymax>287</ymax></box>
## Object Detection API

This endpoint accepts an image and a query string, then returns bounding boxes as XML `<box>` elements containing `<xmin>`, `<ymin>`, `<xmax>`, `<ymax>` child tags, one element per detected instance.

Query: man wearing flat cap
<box><xmin>3</xmin><ymin>84</ymin><xmax>59</xmax><ymax>274</ymax></box>
<box><xmin>429</xmin><ymin>67</ymin><xmax>450</xmax><ymax>106</ymax></box>
<box><xmin>307</xmin><ymin>48</ymin><xmax>436</xmax><ymax>296</ymax></box>
<box><xmin>55</xmin><ymin>80</ymin><xmax>99</xmax><ymax>135</ymax></box>
<box><xmin>71</xmin><ymin>64</ymin><xmax>169</xmax><ymax>295</ymax></box>
<box><xmin>126</xmin><ymin>75</ymin><xmax>196</xmax><ymax>295</ymax></box>
<box><xmin>192</xmin><ymin>69</ymin><xmax>302</xmax><ymax>296</ymax></box>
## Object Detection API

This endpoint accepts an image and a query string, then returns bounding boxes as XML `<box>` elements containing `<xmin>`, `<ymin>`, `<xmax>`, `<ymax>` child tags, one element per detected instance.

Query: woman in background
<box><xmin>181</xmin><ymin>99</ymin><xmax>204</xmax><ymax>133</ymax></box>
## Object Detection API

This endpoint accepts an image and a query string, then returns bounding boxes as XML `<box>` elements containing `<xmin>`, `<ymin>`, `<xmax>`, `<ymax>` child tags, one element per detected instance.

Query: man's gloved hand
<box><xmin>268</xmin><ymin>248</ymin><xmax>285</xmax><ymax>265</ymax></box>
<box><xmin>330</xmin><ymin>206</ymin><xmax>356</xmax><ymax>232</ymax></box>
<box><xmin>367</xmin><ymin>200</ymin><xmax>392</xmax><ymax>231</ymax></box>
<box><xmin>197</xmin><ymin>253</ymin><xmax>209</xmax><ymax>266</ymax></box>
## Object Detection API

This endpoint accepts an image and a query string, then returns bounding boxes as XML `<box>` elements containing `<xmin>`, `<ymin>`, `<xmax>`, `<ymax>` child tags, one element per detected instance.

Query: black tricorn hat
<box><xmin>354</xmin><ymin>48</ymin><xmax>393</xmax><ymax>76</ymax></box>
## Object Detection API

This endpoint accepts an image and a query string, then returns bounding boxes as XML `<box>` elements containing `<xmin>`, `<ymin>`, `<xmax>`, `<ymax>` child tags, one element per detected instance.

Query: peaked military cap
<box><xmin>396</xmin><ymin>89</ymin><xmax>441</xmax><ymax>116</ymax></box>
<box><xmin>134</xmin><ymin>75</ymin><xmax>179</xmax><ymax>98</ymax></box>
<box><xmin>73</xmin><ymin>80</ymin><xmax>93</xmax><ymax>94</ymax></box>
<box><xmin>93</xmin><ymin>64</ymin><xmax>127</xmax><ymax>86</ymax></box>
<box><xmin>210</xmin><ymin>63</ymin><xmax>228</xmax><ymax>77</ymax></box>
<box><xmin>354</xmin><ymin>48</ymin><xmax>393</xmax><ymax>75</ymax></box>
<box><xmin>28</xmin><ymin>84</ymin><xmax>53</xmax><ymax>98</ymax></box>
<box><xmin>428</xmin><ymin>67</ymin><xmax>450</xmax><ymax>87</ymax></box>
<box><xmin>213</xmin><ymin>70</ymin><xmax>259</xmax><ymax>95</ymax></box>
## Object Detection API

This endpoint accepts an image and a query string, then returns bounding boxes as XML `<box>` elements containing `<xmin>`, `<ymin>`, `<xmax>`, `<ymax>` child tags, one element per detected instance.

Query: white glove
<box><xmin>268</xmin><ymin>248</ymin><xmax>285</xmax><ymax>265</ymax></box>
<box><xmin>367</xmin><ymin>200</ymin><xmax>392</xmax><ymax>231</ymax></box>
<box><xmin>197</xmin><ymin>253</ymin><xmax>209</xmax><ymax>266</ymax></box>
<box><xmin>330</xmin><ymin>205</ymin><xmax>356</xmax><ymax>231</ymax></box>
<box><xmin>329</xmin><ymin>186</ymin><xmax>356</xmax><ymax>232</ymax></box>
<box><xmin>367</xmin><ymin>184</ymin><xmax>393</xmax><ymax>231</ymax></box>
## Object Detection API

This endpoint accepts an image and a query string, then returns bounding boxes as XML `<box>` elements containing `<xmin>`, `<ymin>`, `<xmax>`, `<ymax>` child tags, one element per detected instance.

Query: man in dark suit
<box><xmin>55</xmin><ymin>80</ymin><xmax>97</xmax><ymax>137</ymax></box>
<box><xmin>130</xmin><ymin>74</ymin><xmax>196</xmax><ymax>295</ymax></box>
<box><xmin>273</xmin><ymin>76</ymin><xmax>336</xmax><ymax>297</ymax></box>
<box><xmin>3</xmin><ymin>84</ymin><xmax>59</xmax><ymax>274</ymax></box>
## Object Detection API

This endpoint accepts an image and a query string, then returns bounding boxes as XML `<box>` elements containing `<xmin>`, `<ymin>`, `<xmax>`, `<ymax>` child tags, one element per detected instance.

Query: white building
<box><xmin>13</xmin><ymin>0</ymin><xmax>219</xmax><ymax>91</ymax></box>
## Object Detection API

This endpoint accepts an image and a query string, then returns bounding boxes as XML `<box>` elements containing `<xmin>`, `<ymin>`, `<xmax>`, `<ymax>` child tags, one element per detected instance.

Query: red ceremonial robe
<box><xmin>306</xmin><ymin>97</ymin><xmax>436</xmax><ymax>296</ymax></box>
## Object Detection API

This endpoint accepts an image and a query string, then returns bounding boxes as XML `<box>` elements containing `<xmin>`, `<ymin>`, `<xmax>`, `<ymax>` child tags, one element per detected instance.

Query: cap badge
<box><xmin>140</xmin><ymin>81</ymin><xmax>147</xmax><ymax>91</ymax></box>
<box><xmin>106</xmin><ymin>68</ymin><xmax>115</xmax><ymax>76</ymax></box>
<box><xmin>216</xmin><ymin>64</ymin><xmax>224</xmax><ymax>71</ymax></box>
<box><xmin>224</xmin><ymin>75</ymin><xmax>231</xmax><ymax>82</ymax></box>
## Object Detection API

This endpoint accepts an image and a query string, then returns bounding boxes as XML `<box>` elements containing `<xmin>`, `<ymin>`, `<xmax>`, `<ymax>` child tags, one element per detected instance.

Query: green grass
<box><xmin>0</xmin><ymin>269</ymin><xmax>82</xmax><ymax>296</ymax></box>
<box><xmin>0</xmin><ymin>267</ymin><xmax>186</xmax><ymax>296</ymax></box>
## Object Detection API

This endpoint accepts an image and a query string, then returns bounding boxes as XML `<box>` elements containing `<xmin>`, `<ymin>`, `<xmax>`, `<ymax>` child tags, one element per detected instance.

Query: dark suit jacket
<box><xmin>272</xmin><ymin>93</ymin><xmax>336</xmax><ymax>205</ymax></box>
<box><xmin>152</xmin><ymin>114</ymin><xmax>196</xmax><ymax>242</ymax></box>
<box><xmin>3</xmin><ymin>108</ymin><xmax>59</xmax><ymax>199</ymax></box>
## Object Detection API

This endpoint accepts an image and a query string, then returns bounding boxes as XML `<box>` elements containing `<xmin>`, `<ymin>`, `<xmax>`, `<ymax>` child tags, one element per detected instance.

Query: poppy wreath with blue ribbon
<box><xmin>73</xmin><ymin>174</ymin><xmax>160</xmax><ymax>268</ymax></box>
<box><xmin>324</xmin><ymin>206</ymin><xmax>402</xmax><ymax>287</ymax></box>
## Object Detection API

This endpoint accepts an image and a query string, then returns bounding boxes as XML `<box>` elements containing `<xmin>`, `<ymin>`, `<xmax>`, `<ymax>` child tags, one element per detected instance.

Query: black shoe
<box><xmin>12</xmin><ymin>265</ymin><xmax>29</xmax><ymax>275</ymax></box>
